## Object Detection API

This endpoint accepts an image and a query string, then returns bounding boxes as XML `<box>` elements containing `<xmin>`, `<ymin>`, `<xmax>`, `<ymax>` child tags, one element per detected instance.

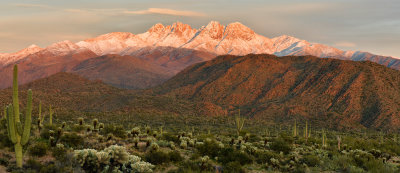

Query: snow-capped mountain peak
<box><xmin>44</xmin><ymin>40</ymin><xmax>82</xmax><ymax>54</ymax></box>
<box><xmin>1</xmin><ymin>21</ymin><xmax>399</xmax><ymax>70</ymax></box>
<box><xmin>0</xmin><ymin>44</ymin><xmax>44</xmax><ymax>65</ymax></box>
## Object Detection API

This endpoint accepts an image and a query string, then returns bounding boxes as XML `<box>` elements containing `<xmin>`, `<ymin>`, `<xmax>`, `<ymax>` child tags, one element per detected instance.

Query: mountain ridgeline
<box><xmin>155</xmin><ymin>54</ymin><xmax>400</xmax><ymax>130</ymax></box>
<box><xmin>1</xmin><ymin>21</ymin><xmax>399</xmax><ymax>89</ymax></box>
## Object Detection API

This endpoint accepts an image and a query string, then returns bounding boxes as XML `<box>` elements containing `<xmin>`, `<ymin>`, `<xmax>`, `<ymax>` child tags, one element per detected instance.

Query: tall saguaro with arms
<box><xmin>6</xmin><ymin>64</ymin><xmax>33</xmax><ymax>168</ymax></box>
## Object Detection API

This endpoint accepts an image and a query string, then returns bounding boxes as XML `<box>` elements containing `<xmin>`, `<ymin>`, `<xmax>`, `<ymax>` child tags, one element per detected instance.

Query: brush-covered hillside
<box><xmin>155</xmin><ymin>54</ymin><xmax>400</xmax><ymax>130</ymax></box>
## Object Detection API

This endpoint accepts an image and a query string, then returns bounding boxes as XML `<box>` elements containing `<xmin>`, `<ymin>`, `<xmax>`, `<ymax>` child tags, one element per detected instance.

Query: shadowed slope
<box><xmin>71</xmin><ymin>54</ymin><xmax>173</xmax><ymax>89</ymax></box>
<box><xmin>155</xmin><ymin>54</ymin><xmax>400</xmax><ymax>129</ymax></box>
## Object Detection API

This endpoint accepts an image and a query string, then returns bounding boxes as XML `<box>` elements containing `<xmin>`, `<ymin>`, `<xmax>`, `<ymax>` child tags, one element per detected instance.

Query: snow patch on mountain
<box><xmin>1</xmin><ymin>21</ymin><xmax>399</xmax><ymax>67</ymax></box>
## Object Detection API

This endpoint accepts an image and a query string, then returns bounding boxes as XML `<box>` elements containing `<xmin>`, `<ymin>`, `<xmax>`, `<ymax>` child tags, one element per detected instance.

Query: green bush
<box><xmin>145</xmin><ymin>150</ymin><xmax>183</xmax><ymax>165</ymax></box>
<box><xmin>218</xmin><ymin>147</ymin><xmax>254</xmax><ymax>165</ymax></box>
<box><xmin>224</xmin><ymin>161</ymin><xmax>245</xmax><ymax>173</ymax></box>
<box><xmin>254</xmin><ymin>150</ymin><xmax>280</xmax><ymax>164</ymax></box>
<box><xmin>71</xmin><ymin>124</ymin><xmax>86</xmax><ymax>133</ymax></box>
<box><xmin>168</xmin><ymin>151</ymin><xmax>183</xmax><ymax>163</ymax></box>
<box><xmin>52</xmin><ymin>144</ymin><xmax>67</xmax><ymax>161</ymax></box>
<box><xmin>0</xmin><ymin>157</ymin><xmax>9</xmax><ymax>166</ymax></box>
<box><xmin>60</xmin><ymin>132</ymin><xmax>84</xmax><ymax>148</ymax></box>
<box><xmin>101</xmin><ymin>124</ymin><xmax>127</xmax><ymax>138</ymax></box>
<box><xmin>0</xmin><ymin>131</ymin><xmax>13</xmax><ymax>148</ymax></box>
<box><xmin>28</xmin><ymin>142</ymin><xmax>48</xmax><ymax>157</ymax></box>
<box><xmin>270</xmin><ymin>137</ymin><xmax>292</xmax><ymax>154</ymax></box>
<box><xmin>25</xmin><ymin>158</ymin><xmax>43</xmax><ymax>172</ymax></box>
<box><xmin>40</xmin><ymin>125</ymin><xmax>57</xmax><ymax>139</ymax></box>
<box><xmin>301</xmin><ymin>155</ymin><xmax>319</xmax><ymax>167</ymax></box>
<box><xmin>145</xmin><ymin>150</ymin><xmax>170</xmax><ymax>165</ymax></box>
<box><xmin>196</xmin><ymin>139</ymin><xmax>220</xmax><ymax>158</ymax></box>
<box><xmin>162</xmin><ymin>132</ymin><xmax>179</xmax><ymax>143</ymax></box>
<box><xmin>39</xmin><ymin>163</ymin><xmax>59</xmax><ymax>173</ymax></box>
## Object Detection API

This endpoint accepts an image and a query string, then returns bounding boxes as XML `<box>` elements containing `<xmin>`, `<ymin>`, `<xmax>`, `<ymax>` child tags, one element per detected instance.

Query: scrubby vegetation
<box><xmin>1</xmin><ymin>111</ymin><xmax>400</xmax><ymax>172</ymax></box>
<box><xmin>2</xmin><ymin>64</ymin><xmax>400</xmax><ymax>172</ymax></box>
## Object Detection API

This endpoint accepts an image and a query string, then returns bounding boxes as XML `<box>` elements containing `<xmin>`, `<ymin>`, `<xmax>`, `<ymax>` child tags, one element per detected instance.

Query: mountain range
<box><xmin>2</xmin><ymin>54</ymin><xmax>400</xmax><ymax>130</ymax></box>
<box><xmin>155</xmin><ymin>54</ymin><xmax>400</xmax><ymax>129</ymax></box>
<box><xmin>0</xmin><ymin>21</ymin><xmax>399</xmax><ymax>89</ymax></box>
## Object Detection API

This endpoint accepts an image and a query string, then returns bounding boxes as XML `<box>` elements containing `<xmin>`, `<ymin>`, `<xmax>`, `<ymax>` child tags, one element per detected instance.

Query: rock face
<box><xmin>0</xmin><ymin>21</ymin><xmax>399</xmax><ymax>89</ymax></box>
<box><xmin>155</xmin><ymin>54</ymin><xmax>400</xmax><ymax>130</ymax></box>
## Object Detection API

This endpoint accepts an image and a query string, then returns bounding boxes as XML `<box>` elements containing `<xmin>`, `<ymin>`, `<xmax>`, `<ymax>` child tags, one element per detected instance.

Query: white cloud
<box><xmin>124</xmin><ymin>8</ymin><xmax>206</xmax><ymax>17</ymax></box>
<box><xmin>334</xmin><ymin>42</ymin><xmax>357</xmax><ymax>47</ymax></box>
<box><xmin>12</xmin><ymin>3</ymin><xmax>54</xmax><ymax>9</ymax></box>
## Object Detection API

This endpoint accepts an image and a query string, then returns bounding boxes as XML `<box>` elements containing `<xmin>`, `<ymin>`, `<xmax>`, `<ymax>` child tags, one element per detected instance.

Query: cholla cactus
<box><xmin>217</xmin><ymin>141</ymin><xmax>224</xmax><ymax>148</ymax></box>
<box><xmin>61</xmin><ymin>122</ymin><xmax>66</xmax><ymax>129</ymax></box>
<box><xmin>107</xmin><ymin>134</ymin><xmax>113</xmax><ymax>141</ymax></box>
<box><xmin>180</xmin><ymin>140</ymin><xmax>188</xmax><ymax>149</ymax></box>
<box><xmin>152</xmin><ymin>130</ymin><xmax>158</xmax><ymax>138</ymax></box>
<box><xmin>86</xmin><ymin>125</ymin><xmax>91</xmax><ymax>133</ymax></box>
<box><xmin>149</xmin><ymin>143</ymin><xmax>159</xmax><ymax>152</ymax></box>
<box><xmin>56</xmin><ymin>143</ymin><xmax>64</xmax><ymax>149</ymax></box>
<box><xmin>74</xmin><ymin>149</ymin><xmax>98</xmax><ymax>168</ymax></box>
<box><xmin>49</xmin><ymin>127</ymin><xmax>63</xmax><ymax>146</ymax></box>
<box><xmin>244</xmin><ymin>133</ymin><xmax>250</xmax><ymax>143</ymax></box>
<box><xmin>196</xmin><ymin>142</ymin><xmax>204</xmax><ymax>147</ymax></box>
<box><xmin>145</xmin><ymin>125</ymin><xmax>151</xmax><ymax>134</ymax></box>
<box><xmin>133</xmin><ymin>137</ymin><xmax>140</xmax><ymax>148</ymax></box>
<box><xmin>74</xmin><ymin>145</ymin><xmax>154</xmax><ymax>172</ymax></box>
<box><xmin>93</xmin><ymin>119</ymin><xmax>98</xmax><ymax>130</ymax></box>
<box><xmin>169</xmin><ymin>141</ymin><xmax>176</xmax><ymax>150</ymax></box>
<box><xmin>96</xmin><ymin>151</ymin><xmax>111</xmax><ymax>165</ymax></box>
<box><xmin>200</xmin><ymin>156</ymin><xmax>210</xmax><ymax>163</ymax></box>
<box><xmin>131</xmin><ymin>127</ymin><xmax>140</xmax><ymax>136</ymax></box>
<box><xmin>188</xmin><ymin>139</ymin><xmax>195</xmax><ymax>147</ymax></box>
<box><xmin>188</xmin><ymin>132</ymin><xmax>193</xmax><ymax>138</ymax></box>
<box><xmin>104</xmin><ymin>145</ymin><xmax>129</xmax><ymax>164</ymax></box>
<box><xmin>78</xmin><ymin>117</ymin><xmax>84</xmax><ymax>126</ymax></box>
<box><xmin>99</xmin><ymin>123</ymin><xmax>104</xmax><ymax>130</ymax></box>
<box><xmin>146</xmin><ymin>137</ymin><xmax>155</xmax><ymax>147</ymax></box>
<box><xmin>237</xmin><ymin>136</ymin><xmax>243</xmax><ymax>144</ymax></box>
<box><xmin>130</xmin><ymin>161</ymin><xmax>154</xmax><ymax>173</ymax></box>
<box><xmin>270</xmin><ymin>158</ymin><xmax>280</xmax><ymax>167</ymax></box>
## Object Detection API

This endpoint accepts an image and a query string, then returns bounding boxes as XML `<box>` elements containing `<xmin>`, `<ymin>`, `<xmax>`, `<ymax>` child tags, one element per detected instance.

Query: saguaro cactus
<box><xmin>293</xmin><ymin>120</ymin><xmax>297</xmax><ymax>137</ymax></box>
<box><xmin>235</xmin><ymin>109</ymin><xmax>245</xmax><ymax>136</ymax></box>
<box><xmin>2</xmin><ymin>106</ymin><xmax>6</xmax><ymax>120</ymax></box>
<box><xmin>304</xmin><ymin>121</ymin><xmax>309</xmax><ymax>142</ymax></box>
<box><xmin>322</xmin><ymin>129</ymin><xmax>327</xmax><ymax>148</ymax></box>
<box><xmin>37</xmin><ymin>101</ymin><xmax>45</xmax><ymax>133</ymax></box>
<box><xmin>6</xmin><ymin>65</ymin><xmax>33</xmax><ymax>168</ymax></box>
<box><xmin>49</xmin><ymin>105</ymin><xmax>53</xmax><ymax>126</ymax></box>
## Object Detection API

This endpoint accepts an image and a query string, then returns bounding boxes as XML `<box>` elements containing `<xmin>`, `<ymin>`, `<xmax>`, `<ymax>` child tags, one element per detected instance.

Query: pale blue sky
<box><xmin>1</xmin><ymin>0</ymin><xmax>399</xmax><ymax>57</ymax></box>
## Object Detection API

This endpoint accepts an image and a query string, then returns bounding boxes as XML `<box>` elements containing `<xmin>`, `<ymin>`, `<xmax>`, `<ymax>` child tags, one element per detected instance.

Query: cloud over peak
<box><xmin>334</xmin><ymin>42</ymin><xmax>357</xmax><ymax>48</ymax></box>
<box><xmin>124</xmin><ymin>8</ymin><xmax>206</xmax><ymax>17</ymax></box>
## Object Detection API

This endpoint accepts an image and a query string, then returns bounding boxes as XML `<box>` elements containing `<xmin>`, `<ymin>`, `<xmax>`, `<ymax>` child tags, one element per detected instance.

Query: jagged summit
<box><xmin>1</xmin><ymin>21</ymin><xmax>399</xmax><ymax>71</ymax></box>
<box><xmin>148</xmin><ymin>23</ymin><xmax>165</xmax><ymax>33</ymax></box>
